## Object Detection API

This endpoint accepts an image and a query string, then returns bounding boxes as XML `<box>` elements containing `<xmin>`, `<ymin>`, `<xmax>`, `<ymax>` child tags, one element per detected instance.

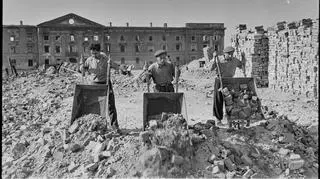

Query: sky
<box><xmin>3</xmin><ymin>0</ymin><xmax>319</xmax><ymax>46</ymax></box>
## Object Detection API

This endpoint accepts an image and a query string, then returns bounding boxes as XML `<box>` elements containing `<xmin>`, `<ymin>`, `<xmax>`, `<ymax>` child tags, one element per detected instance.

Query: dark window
<box><xmin>176</xmin><ymin>57</ymin><xmax>180</xmax><ymax>63</ymax></box>
<box><xmin>55</xmin><ymin>35</ymin><xmax>61</xmax><ymax>41</ymax></box>
<box><xmin>44</xmin><ymin>45</ymin><xmax>50</xmax><ymax>53</ymax></box>
<box><xmin>121</xmin><ymin>58</ymin><xmax>125</xmax><ymax>64</ymax></box>
<box><xmin>69</xmin><ymin>58</ymin><xmax>77</xmax><ymax>63</ymax></box>
<box><xmin>162</xmin><ymin>35</ymin><xmax>166</xmax><ymax>41</ymax></box>
<box><xmin>176</xmin><ymin>36</ymin><xmax>180</xmax><ymax>41</ymax></box>
<box><xmin>56</xmin><ymin>46</ymin><xmax>61</xmax><ymax>53</ymax></box>
<box><xmin>120</xmin><ymin>45</ymin><xmax>125</xmax><ymax>52</ymax></box>
<box><xmin>191</xmin><ymin>36</ymin><xmax>195</xmax><ymax>41</ymax></box>
<box><xmin>203</xmin><ymin>44</ymin><xmax>208</xmax><ymax>48</ymax></box>
<box><xmin>214</xmin><ymin>36</ymin><xmax>217</xmax><ymax>41</ymax></box>
<box><xmin>120</xmin><ymin>35</ymin><xmax>125</xmax><ymax>41</ymax></box>
<box><xmin>135</xmin><ymin>35</ymin><xmax>140</xmax><ymax>41</ymax></box>
<box><xmin>214</xmin><ymin>45</ymin><xmax>218</xmax><ymax>51</ymax></box>
<box><xmin>10</xmin><ymin>36</ymin><xmax>15</xmax><ymax>41</ymax></box>
<box><xmin>136</xmin><ymin>58</ymin><xmax>140</xmax><ymax>64</ymax></box>
<box><xmin>56</xmin><ymin>58</ymin><xmax>61</xmax><ymax>61</ymax></box>
<box><xmin>28</xmin><ymin>59</ymin><xmax>33</xmax><ymax>67</ymax></box>
<box><xmin>149</xmin><ymin>36</ymin><xmax>153</xmax><ymax>41</ymax></box>
<box><xmin>135</xmin><ymin>45</ymin><xmax>140</xmax><ymax>52</ymax></box>
<box><xmin>176</xmin><ymin>44</ymin><xmax>180</xmax><ymax>51</ymax></box>
<box><xmin>10</xmin><ymin>47</ymin><xmax>16</xmax><ymax>53</ymax></box>
<box><xmin>69</xmin><ymin>45</ymin><xmax>76</xmax><ymax>52</ymax></box>
<box><xmin>44</xmin><ymin>35</ymin><xmax>49</xmax><ymax>41</ymax></box>
<box><xmin>45</xmin><ymin>59</ymin><xmax>49</xmax><ymax>65</ymax></box>
<box><xmin>162</xmin><ymin>45</ymin><xmax>166</xmax><ymax>50</ymax></box>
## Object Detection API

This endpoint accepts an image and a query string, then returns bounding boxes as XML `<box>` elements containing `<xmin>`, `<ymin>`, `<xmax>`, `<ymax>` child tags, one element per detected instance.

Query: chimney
<box><xmin>150</xmin><ymin>22</ymin><xmax>152</xmax><ymax>27</ymax></box>
<box><xmin>164</xmin><ymin>23</ymin><xmax>167</xmax><ymax>28</ymax></box>
<box><xmin>20</xmin><ymin>20</ymin><xmax>23</xmax><ymax>25</ymax></box>
<box><xmin>126</xmin><ymin>22</ymin><xmax>129</xmax><ymax>27</ymax></box>
<box><xmin>109</xmin><ymin>22</ymin><xmax>112</xmax><ymax>27</ymax></box>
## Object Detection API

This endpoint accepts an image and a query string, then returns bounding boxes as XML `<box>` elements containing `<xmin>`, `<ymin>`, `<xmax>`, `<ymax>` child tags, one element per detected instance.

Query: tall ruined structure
<box><xmin>231</xmin><ymin>18</ymin><xmax>319</xmax><ymax>99</ymax></box>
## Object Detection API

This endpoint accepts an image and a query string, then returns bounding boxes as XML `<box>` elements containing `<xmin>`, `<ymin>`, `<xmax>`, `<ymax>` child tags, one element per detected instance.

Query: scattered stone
<box><xmin>212</xmin><ymin>165</ymin><xmax>220</xmax><ymax>174</ymax></box>
<box><xmin>68</xmin><ymin>162</ymin><xmax>79</xmax><ymax>173</ymax></box>
<box><xmin>243</xmin><ymin>169</ymin><xmax>254</xmax><ymax>178</ymax></box>
<box><xmin>241</xmin><ymin>155</ymin><xmax>253</xmax><ymax>166</ymax></box>
<box><xmin>278</xmin><ymin>148</ymin><xmax>290</xmax><ymax>156</ymax></box>
<box><xmin>53</xmin><ymin>151</ymin><xmax>64</xmax><ymax>161</ymax></box>
<box><xmin>171</xmin><ymin>155</ymin><xmax>184</xmax><ymax>165</ymax></box>
<box><xmin>70</xmin><ymin>143</ymin><xmax>82</xmax><ymax>153</ymax></box>
<box><xmin>12</xmin><ymin>143</ymin><xmax>27</xmax><ymax>159</ymax></box>
<box><xmin>139</xmin><ymin>131</ymin><xmax>152</xmax><ymax>145</ymax></box>
<box><xmin>85</xmin><ymin>163</ymin><xmax>99</xmax><ymax>172</ymax></box>
<box><xmin>224</xmin><ymin>158</ymin><xmax>236</xmax><ymax>171</ymax></box>
<box><xmin>208</xmin><ymin>154</ymin><xmax>217</xmax><ymax>164</ymax></box>
<box><xmin>68</xmin><ymin>122</ymin><xmax>79</xmax><ymax>134</ymax></box>
<box><xmin>106</xmin><ymin>167</ymin><xmax>116</xmax><ymax>177</ymax></box>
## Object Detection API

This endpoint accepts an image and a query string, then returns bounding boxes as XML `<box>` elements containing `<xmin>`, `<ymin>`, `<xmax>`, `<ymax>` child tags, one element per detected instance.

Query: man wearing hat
<box><xmin>207</xmin><ymin>46</ymin><xmax>246</xmax><ymax>126</ymax></box>
<box><xmin>80</xmin><ymin>43</ymin><xmax>121</xmax><ymax>133</ymax></box>
<box><xmin>145</xmin><ymin>49</ymin><xmax>179</xmax><ymax>92</ymax></box>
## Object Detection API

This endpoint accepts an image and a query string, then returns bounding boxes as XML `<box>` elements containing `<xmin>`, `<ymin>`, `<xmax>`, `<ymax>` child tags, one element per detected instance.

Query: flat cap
<box><xmin>154</xmin><ymin>50</ymin><xmax>167</xmax><ymax>57</ymax></box>
<box><xmin>223</xmin><ymin>46</ymin><xmax>235</xmax><ymax>53</ymax></box>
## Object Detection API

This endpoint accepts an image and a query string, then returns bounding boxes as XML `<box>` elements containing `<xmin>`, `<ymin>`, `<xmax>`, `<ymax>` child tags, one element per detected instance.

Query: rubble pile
<box><xmin>135</xmin><ymin>113</ymin><xmax>200</xmax><ymax>177</ymax></box>
<box><xmin>135</xmin><ymin>112</ymin><xmax>318</xmax><ymax>178</ymax></box>
<box><xmin>231</xmin><ymin>25</ymin><xmax>269</xmax><ymax>87</ymax></box>
<box><xmin>2</xmin><ymin>68</ymin><xmax>318</xmax><ymax>178</ymax></box>
<box><xmin>221</xmin><ymin>85</ymin><xmax>264</xmax><ymax>128</ymax></box>
<box><xmin>268</xmin><ymin>18</ymin><xmax>319</xmax><ymax>98</ymax></box>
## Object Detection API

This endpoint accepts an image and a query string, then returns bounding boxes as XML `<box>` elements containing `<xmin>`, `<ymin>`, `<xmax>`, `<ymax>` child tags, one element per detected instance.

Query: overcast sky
<box><xmin>3</xmin><ymin>0</ymin><xmax>319</xmax><ymax>46</ymax></box>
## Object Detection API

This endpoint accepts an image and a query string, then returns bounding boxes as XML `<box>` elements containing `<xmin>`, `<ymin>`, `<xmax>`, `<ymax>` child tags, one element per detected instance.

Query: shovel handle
<box><xmin>106</xmin><ymin>55</ymin><xmax>111</xmax><ymax>121</ymax></box>
<box><xmin>175</xmin><ymin>64</ymin><xmax>179</xmax><ymax>93</ymax></box>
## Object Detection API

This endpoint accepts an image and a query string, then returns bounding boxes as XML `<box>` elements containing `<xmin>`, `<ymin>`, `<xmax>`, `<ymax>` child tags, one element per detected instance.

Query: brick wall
<box><xmin>231</xmin><ymin>18</ymin><xmax>319</xmax><ymax>99</ymax></box>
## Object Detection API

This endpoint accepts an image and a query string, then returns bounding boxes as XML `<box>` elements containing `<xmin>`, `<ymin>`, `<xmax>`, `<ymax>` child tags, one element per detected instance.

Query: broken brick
<box><xmin>68</xmin><ymin>122</ymin><xmax>79</xmax><ymax>134</ymax></box>
<box><xmin>171</xmin><ymin>155</ymin><xmax>184</xmax><ymax>165</ymax></box>
<box><xmin>224</xmin><ymin>158</ymin><xmax>236</xmax><ymax>171</ymax></box>
<box><xmin>241</xmin><ymin>155</ymin><xmax>253</xmax><ymax>166</ymax></box>
<box><xmin>85</xmin><ymin>163</ymin><xmax>99</xmax><ymax>172</ymax></box>
<box><xmin>70</xmin><ymin>143</ymin><xmax>81</xmax><ymax>153</ymax></box>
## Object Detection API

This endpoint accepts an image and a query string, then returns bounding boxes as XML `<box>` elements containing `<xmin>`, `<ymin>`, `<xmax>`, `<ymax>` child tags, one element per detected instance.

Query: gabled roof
<box><xmin>37</xmin><ymin>13</ymin><xmax>106</xmax><ymax>28</ymax></box>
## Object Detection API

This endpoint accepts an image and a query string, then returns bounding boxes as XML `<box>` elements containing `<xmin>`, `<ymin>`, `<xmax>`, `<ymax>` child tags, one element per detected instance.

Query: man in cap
<box><xmin>207</xmin><ymin>46</ymin><xmax>246</xmax><ymax>126</ymax></box>
<box><xmin>145</xmin><ymin>49</ymin><xmax>179</xmax><ymax>92</ymax></box>
<box><xmin>80</xmin><ymin>43</ymin><xmax>121</xmax><ymax>133</ymax></box>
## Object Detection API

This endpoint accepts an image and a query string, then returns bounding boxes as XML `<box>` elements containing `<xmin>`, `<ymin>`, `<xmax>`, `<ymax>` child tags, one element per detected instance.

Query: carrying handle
<box><xmin>214</xmin><ymin>52</ymin><xmax>223</xmax><ymax>89</ymax></box>
<box><xmin>175</xmin><ymin>63</ymin><xmax>179</xmax><ymax>93</ymax></box>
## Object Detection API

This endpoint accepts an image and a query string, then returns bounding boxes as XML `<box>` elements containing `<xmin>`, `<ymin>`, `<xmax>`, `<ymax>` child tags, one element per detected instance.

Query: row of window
<box><xmin>9</xmin><ymin>59</ymin><xmax>34</xmax><ymax>67</ymax></box>
<box><xmin>9</xmin><ymin>34</ymin><xmax>221</xmax><ymax>44</ymax></box>
<box><xmin>9</xmin><ymin>43</ymin><xmax>217</xmax><ymax>54</ymax></box>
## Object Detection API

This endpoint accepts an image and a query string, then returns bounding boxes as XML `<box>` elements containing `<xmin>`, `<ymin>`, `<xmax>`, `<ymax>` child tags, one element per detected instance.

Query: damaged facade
<box><xmin>2</xmin><ymin>13</ymin><xmax>225</xmax><ymax>70</ymax></box>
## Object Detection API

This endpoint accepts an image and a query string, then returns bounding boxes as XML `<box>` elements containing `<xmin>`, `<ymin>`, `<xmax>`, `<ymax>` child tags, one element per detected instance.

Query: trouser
<box><xmin>153</xmin><ymin>83</ymin><xmax>174</xmax><ymax>92</ymax></box>
<box><xmin>213</xmin><ymin>78</ymin><xmax>224</xmax><ymax>121</ymax></box>
<box><xmin>93</xmin><ymin>80</ymin><xmax>119</xmax><ymax>128</ymax></box>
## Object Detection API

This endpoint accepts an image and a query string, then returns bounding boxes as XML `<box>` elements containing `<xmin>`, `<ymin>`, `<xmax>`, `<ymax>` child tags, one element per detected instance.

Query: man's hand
<box><xmin>213</xmin><ymin>51</ymin><xmax>218</xmax><ymax>59</ymax></box>
<box><xmin>143</xmin><ymin>61</ymin><xmax>148</xmax><ymax>71</ymax></box>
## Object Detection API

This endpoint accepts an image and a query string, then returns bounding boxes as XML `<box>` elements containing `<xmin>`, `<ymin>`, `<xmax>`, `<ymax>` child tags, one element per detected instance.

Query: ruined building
<box><xmin>2</xmin><ymin>13</ymin><xmax>225</xmax><ymax>70</ymax></box>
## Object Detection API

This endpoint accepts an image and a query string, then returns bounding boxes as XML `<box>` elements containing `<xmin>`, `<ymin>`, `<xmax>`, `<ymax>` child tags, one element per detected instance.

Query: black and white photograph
<box><xmin>2</xmin><ymin>0</ymin><xmax>319</xmax><ymax>178</ymax></box>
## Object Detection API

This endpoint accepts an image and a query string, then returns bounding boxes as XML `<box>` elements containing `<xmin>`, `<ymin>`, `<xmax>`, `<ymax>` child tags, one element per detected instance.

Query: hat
<box><xmin>154</xmin><ymin>50</ymin><xmax>167</xmax><ymax>57</ymax></box>
<box><xmin>90</xmin><ymin>44</ymin><xmax>101</xmax><ymax>51</ymax></box>
<box><xmin>223</xmin><ymin>46</ymin><xmax>235</xmax><ymax>53</ymax></box>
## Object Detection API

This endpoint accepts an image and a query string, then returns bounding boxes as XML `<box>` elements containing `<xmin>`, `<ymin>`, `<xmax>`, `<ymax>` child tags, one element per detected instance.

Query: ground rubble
<box><xmin>1</xmin><ymin>69</ymin><xmax>318</xmax><ymax>178</ymax></box>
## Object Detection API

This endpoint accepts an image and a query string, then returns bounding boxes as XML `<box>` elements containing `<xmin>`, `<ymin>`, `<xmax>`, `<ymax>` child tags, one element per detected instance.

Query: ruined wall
<box><xmin>231</xmin><ymin>18</ymin><xmax>319</xmax><ymax>99</ymax></box>
<box><xmin>268</xmin><ymin>18</ymin><xmax>319</xmax><ymax>99</ymax></box>
<box><xmin>231</xmin><ymin>26</ymin><xmax>269</xmax><ymax>87</ymax></box>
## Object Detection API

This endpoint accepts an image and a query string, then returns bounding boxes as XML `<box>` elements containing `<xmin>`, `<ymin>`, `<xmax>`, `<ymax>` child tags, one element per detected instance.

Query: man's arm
<box><xmin>236</xmin><ymin>54</ymin><xmax>246</xmax><ymax>77</ymax></box>
<box><xmin>79</xmin><ymin>56</ymin><xmax>89</xmax><ymax>73</ymax></box>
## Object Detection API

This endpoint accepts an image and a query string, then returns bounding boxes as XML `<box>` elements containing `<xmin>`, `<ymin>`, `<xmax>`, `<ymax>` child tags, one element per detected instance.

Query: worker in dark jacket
<box><xmin>145</xmin><ymin>50</ymin><xmax>180</xmax><ymax>92</ymax></box>
<box><xmin>207</xmin><ymin>46</ymin><xmax>246</xmax><ymax>126</ymax></box>
<box><xmin>80</xmin><ymin>44</ymin><xmax>120</xmax><ymax>133</ymax></box>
